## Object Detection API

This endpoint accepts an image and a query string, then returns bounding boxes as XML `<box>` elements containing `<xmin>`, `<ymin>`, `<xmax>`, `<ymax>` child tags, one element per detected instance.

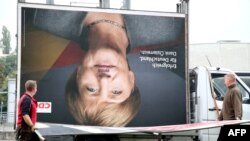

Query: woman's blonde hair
<box><xmin>65</xmin><ymin>69</ymin><xmax>140</xmax><ymax>127</ymax></box>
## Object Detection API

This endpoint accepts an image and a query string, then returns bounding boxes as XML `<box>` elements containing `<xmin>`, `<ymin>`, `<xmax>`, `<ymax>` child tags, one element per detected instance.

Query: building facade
<box><xmin>189</xmin><ymin>41</ymin><xmax>250</xmax><ymax>71</ymax></box>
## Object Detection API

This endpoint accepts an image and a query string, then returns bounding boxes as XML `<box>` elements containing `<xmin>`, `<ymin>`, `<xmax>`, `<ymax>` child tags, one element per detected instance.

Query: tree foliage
<box><xmin>0</xmin><ymin>64</ymin><xmax>4</xmax><ymax>88</ymax></box>
<box><xmin>0</xmin><ymin>54</ymin><xmax>17</xmax><ymax>91</ymax></box>
<box><xmin>0</xmin><ymin>63</ymin><xmax>7</xmax><ymax>112</ymax></box>
<box><xmin>0</xmin><ymin>26</ymin><xmax>14</xmax><ymax>113</ymax></box>
<box><xmin>1</xmin><ymin>26</ymin><xmax>11</xmax><ymax>54</ymax></box>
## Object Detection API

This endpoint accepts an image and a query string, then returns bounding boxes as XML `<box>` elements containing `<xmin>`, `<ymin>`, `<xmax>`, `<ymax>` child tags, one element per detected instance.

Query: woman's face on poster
<box><xmin>77</xmin><ymin>47</ymin><xmax>135</xmax><ymax>104</ymax></box>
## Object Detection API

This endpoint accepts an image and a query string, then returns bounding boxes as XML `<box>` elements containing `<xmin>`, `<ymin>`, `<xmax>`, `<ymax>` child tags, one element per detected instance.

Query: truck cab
<box><xmin>189</xmin><ymin>66</ymin><xmax>250</xmax><ymax>141</ymax></box>
<box><xmin>235</xmin><ymin>71</ymin><xmax>250</xmax><ymax>89</ymax></box>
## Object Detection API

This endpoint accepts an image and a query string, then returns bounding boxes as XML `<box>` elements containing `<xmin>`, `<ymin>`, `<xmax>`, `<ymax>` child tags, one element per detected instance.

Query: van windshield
<box><xmin>211</xmin><ymin>73</ymin><xmax>250</xmax><ymax>104</ymax></box>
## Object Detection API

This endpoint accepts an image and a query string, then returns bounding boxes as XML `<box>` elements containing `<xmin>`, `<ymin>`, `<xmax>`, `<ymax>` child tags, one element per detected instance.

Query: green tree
<box><xmin>0</xmin><ymin>93</ymin><xmax>7</xmax><ymax>113</ymax></box>
<box><xmin>0</xmin><ymin>54</ymin><xmax>16</xmax><ymax>112</ymax></box>
<box><xmin>0</xmin><ymin>26</ymin><xmax>11</xmax><ymax>54</ymax></box>
<box><xmin>3</xmin><ymin>54</ymin><xmax>17</xmax><ymax>77</ymax></box>
<box><xmin>0</xmin><ymin>64</ymin><xmax>5</xmax><ymax>89</ymax></box>
<box><xmin>0</xmin><ymin>54</ymin><xmax>17</xmax><ymax>91</ymax></box>
<box><xmin>0</xmin><ymin>63</ymin><xmax>7</xmax><ymax>112</ymax></box>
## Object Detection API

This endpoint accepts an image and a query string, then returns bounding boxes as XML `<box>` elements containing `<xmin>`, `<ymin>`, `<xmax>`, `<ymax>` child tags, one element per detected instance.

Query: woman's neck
<box><xmin>83</xmin><ymin>12</ymin><xmax>128</xmax><ymax>55</ymax></box>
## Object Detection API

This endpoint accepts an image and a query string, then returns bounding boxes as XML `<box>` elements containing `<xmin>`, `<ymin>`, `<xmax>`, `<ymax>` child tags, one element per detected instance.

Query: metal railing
<box><xmin>0</xmin><ymin>112</ymin><xmax>15</xmax><ymax>131</ymax></box>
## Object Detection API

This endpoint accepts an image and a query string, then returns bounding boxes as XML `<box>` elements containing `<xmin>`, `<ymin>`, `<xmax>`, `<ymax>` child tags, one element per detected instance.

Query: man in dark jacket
<box><xmin>218</xmin><ymin>73</ymin><xmax>242</xmax><ymax>121</ymax></box>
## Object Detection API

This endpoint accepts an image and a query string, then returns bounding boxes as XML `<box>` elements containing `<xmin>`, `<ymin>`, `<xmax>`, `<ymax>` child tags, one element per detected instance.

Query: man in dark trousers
<box><xmin>16</xmin><ymin>80</ymin><xmax>39</xmax><ymax>141</ymax></box>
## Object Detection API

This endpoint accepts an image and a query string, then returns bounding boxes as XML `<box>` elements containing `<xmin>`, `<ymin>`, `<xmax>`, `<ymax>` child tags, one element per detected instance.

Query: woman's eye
<box><xmin>112</xmin><ymin>90</ymin><xmax>122</xmax><ymax>95</ymax></box>
<box><xmin>87</xmin><ymin>87</ymin><xmax>96</xmax><ymax>93</ymax></box>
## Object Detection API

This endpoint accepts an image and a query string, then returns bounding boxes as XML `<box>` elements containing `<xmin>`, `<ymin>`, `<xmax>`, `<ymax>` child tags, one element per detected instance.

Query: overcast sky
<box><xmin>189</xmin><ymin>0</ymin><xmax>250</xmax><ymax>44</ymax></box>
<box><xmin>0</xmin><ymin>0</ymin><xmax>17</xmax><ymax>51</ymax></box>
<box><xmin>1</xmin><ymin>0</ymin><xmax>250</xmax><ymax>52</ymax></box>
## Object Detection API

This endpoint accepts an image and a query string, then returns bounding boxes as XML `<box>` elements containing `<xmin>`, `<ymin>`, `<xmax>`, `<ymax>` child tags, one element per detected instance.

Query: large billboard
<box><xmin>18</xmin><ymin>3</ymin><xmax>187</xmax><ymax>127</ymax></box>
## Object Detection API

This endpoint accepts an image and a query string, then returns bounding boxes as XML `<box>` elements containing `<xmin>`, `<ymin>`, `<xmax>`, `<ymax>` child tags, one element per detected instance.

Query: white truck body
<box><xmin>188</xmin><ymin>66</ymin><xmax>250</xmax><ymax>141</ymax></box>
<box><xmin>119</xmin><ymin>66</ymin><xmax>250</xmax><ymax>141</ymax></box>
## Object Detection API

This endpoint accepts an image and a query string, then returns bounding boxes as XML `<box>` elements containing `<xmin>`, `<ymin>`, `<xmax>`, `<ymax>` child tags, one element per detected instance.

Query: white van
<box><xmin>189</xmin><ymin>66</ymin><xmax>250</xmax><ymax>141</ymax></box>
<box><xmin>235</xmin><ymin>71</ymin><xmax>250</xmax><ymax>89</ymax></box>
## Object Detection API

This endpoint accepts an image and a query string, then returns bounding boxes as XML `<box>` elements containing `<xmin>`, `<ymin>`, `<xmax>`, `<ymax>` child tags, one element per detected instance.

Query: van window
<box><xmin>238</xmin><ymin>77</ymin><xmax>250</xmax><ymax>89</ymax></box>
<box><xmin>235</xmin><ymin>72</ymin><xmax>250</xmax><ymax>88</ymax></box>
<box><xmin>211</xmin><ymin>74</ymin><xmax>250</xmax><ymax>104</ymax></box>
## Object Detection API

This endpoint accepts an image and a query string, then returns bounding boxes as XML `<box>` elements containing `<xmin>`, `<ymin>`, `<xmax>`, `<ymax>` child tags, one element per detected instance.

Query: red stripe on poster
<box><xmin>52</xmin><ymin>41</ymin><xmax>85</xmax><ymax>68</ymax></box>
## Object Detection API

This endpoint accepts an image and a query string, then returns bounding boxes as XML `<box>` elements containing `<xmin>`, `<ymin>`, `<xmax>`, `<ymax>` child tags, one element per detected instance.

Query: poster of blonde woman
<box><xmin>18</xmin><ymin>3</ymin><xmax>187</xmax><ymax>127</ymax></box>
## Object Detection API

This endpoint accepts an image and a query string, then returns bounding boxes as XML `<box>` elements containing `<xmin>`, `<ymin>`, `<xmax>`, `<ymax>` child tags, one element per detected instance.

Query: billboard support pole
<box><xmin>100</xmin><ymin>0</ymin><xmax>110</xmax><ymax>8</ymax></box>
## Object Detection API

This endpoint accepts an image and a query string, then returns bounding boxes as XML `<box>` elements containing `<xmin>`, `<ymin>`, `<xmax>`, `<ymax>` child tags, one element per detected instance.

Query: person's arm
<box><xmin>23</xmin><ymin>115</ymin><xmax>36</xmax><ymax>131</ymax></box>
<box><xmin>218</xmin><ymin>110</ymin><xmax>223</xmax><ymax>121</ymax></box>
<box><xmin>233</xmin><ymin>89</ymin><xmax>242</xmax><ymax>120</ymax></box>
<box><xmin>22</xmin><ymin>96</ymin><xmax>36</xmax><ymax>131</ymax></box>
